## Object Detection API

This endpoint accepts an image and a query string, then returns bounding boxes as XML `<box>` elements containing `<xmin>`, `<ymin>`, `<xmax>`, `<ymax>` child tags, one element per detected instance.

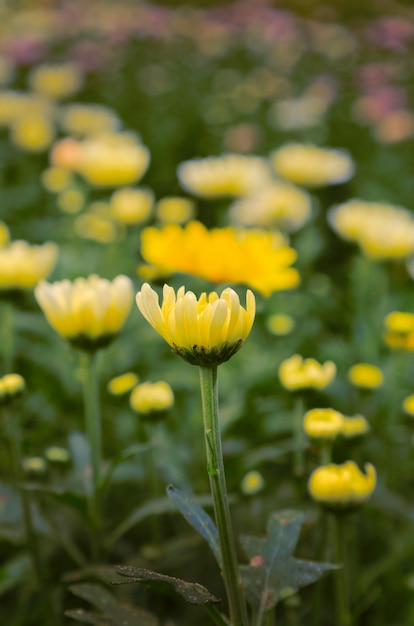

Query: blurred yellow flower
<box><xmin>0</xmin><ymin>373</ymin><xmax>26</xmax><ymax>405</ymax></box>
<box><xmin>130</xmin><ymin>381</ymin><xmax>174</xmax><ymax>414</ymax></box>
<box><xmin>107</xmin><ymin>372</ymin><xmax>139</xmax><ymax>395</ymax></box>
<box><xmin>156</xmin><ymin>196</ymin><xmax>195</xmax><ymax>224</ymax></box>
<box><xmin>348</xmin><ymin>363</ymin><xmax>383</xmax><ymax>389</ymax></box>
<box><xmin>57</xmin><ymin>188</ymin><xmax>85</xmax><ymax>214</ymax></box>
<box><xmin>270</xmin><ymin>143</ymin><xmax>354</xmax><ymax>187</ymax></box>
<box><xmin>341</xmin><ymin>414</ymin><xmax>370</xmax><ymax>438</ymax></box>
<box><xmin>402</xmin><ymin>393</ymin><xmax>414</xmax><ymax>416</ymax></box>
<box><xmin>50</xmin><ymin>137</ymin><xmax>83</xmax><ymax>170</ymax></box>
<box><xmin>0</xmin><ymin>221</ymin><xmax>10</xmax><ymax>247</ymax></box>
<box><xmin>139</xmin><ymin>221</ymin><xmax>299</xmax><ymax>297</ymax></box>
<box><xmin>0</xmin><ymin>241</ymin><xmax>58</xmax><ymax>290</ymax></box>
<box><xmin>74</xmin><ymin>213</ymin><xmax>117</xmax><ymax>243</ymax></box>
<box><xmin>0</xmin><ymin>90</ymin><xmax>54</xmax><ymax>127</ymax></box>
<box><xmin>77</xmin><ymin>132</ymin><xmax>150</xmax><ymax>187</ymax></box>
<box><xmin>10</xmin><ymin>113</ymin><xmax>55</xmax><ymax>152</ymax></box>
<box><xmin>28</xmin><ymin>62</ymin><xmax>83</xmax><ymax>99</ymax></box>
<box><xmin>279</xmin><ymin>354</ymin><xmax>336</xmax><ymax>391</ymax></box>
<box><xmin>266</xmin><ymin>313</ymin><xmax>295</xmax><ymax>336</ymax></box>
<box><xmin>35</xmin><ymin>274</ymin><xmax>133</xmax><ymax>350</ymax></box>
<box><xmin>303</xmin><ymin>408</ymin><xmax>344</xmax><ymax>440</ymax></box>
<box><xmin>41</xmin><ymin>166</ymin><xmax>74</xmax><ymax>193</ymax></box>
<box><xmin>59</xmin><ymin>103</ymin><xmax>120</xmax><ymax>136</ymax></box>
<box><xmin>45</xmin><ymin>446</ymin><xmax>70</xmax><ymax>464</ymax></box>
<box><xmin>177</xmin><ymin>154</ymin><xmax>272</xmax><ymax>198</ymax></box>
<box><xmin>383</xmin><ymin>311</ymin><xmax>414</xmax><ymax>351</ymax></box>
<box><xmin>229</xmin><ymin>181</ymin><xmax>312</xmax><ymax>232</ymax></box>
<box><xmin>240</xmin><ymin>470</ymin><xmax>265</xmax><ymax>495</ymax></box>
<box><xmin>328</xmin><ymin>200</ymin><xmax>414</xmax><ymax>260</ymax></box>
<box><xmin>23</xmin><ymin>456</ymin><xmax>47</xmax><ymax>474</ymax></box>
<box><xmin>110</xmin><ymin>187</ymin><xmax>154</xmax><ymax>224</ymax></box>
<box><xmin>136</xmin><ymin>283</ymin><xmax>255</xmax><ymax>366</ymax></box>
<box><xmin>308</xmin><ymin>461</ymin><xmax>376</xmax><ymax>508</ymax></box>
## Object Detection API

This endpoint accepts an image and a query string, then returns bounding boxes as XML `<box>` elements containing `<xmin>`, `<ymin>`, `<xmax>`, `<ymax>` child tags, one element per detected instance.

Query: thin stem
<box><xmin>333</xmin><ymin>513</ymin><xmax>351</xmax><ymax>626</ymax></box>
<box><xmin>199</xmin><ymin>366</ymin><xmax>249</xmax><ymax>626</ymax></box>
<box><xmin>293</xmin><ymin>397</ymin><xmax>305</xmax><ymax>478</ymax></box>
<box><xmin>80</xmin><ymin>351</ymin><xmax>102</xmax><ymax>561</ymax></box>
<box><xmin>1</xmin><ymin>301</ymin><xmax>14</xmax><ymax>373</ymax></box>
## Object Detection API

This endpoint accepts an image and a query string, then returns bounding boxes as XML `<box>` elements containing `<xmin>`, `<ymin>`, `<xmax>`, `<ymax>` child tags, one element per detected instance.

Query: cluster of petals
<box><xmin>130</xmin><ymin>381</ymin><xmax>174</xmax><ymax>414</ymax></box>
<box><xmin>304</xmin><ymin>408</ymin><xmax>370</xmax><ymax>440</ymax></box>
<box><xmin>328</xmin><ymin>200</ymin><xmax>414</xmax><ymax>259</ymax></box>
<box><xmin>270</xmin><ymin>143</ymin><xmax>354</xmax><ymax>187</ymax></box>
<box><xmin>383</xmin><ymin>310</ymin><xmax>414</xmax><ymax>350</ymax></box>
<box><xmin>136</xmin><ymin>283</ymin><xmax>255</xmax><ymax>356</ymax></box>
<box><xmin>0</xmin><ymin>240</ymin><xmax>58</xmax><ymax>290</ymax></box>
<box><xmin>177</xmin><ymin>154</ymin><xmax>273</xmax><ymax>198</ymax></box>
<box><xmin>35</xmin><ymin>274</ymin><xmax>133</xmax><ymax>344</ymax></box>
<box><xmin>139</xmin><ymin>221</ymin><xmax>299</xmax><ymax>297</ymax></box>
<box><xmin>279</xmin><ymin>354</ymin><xmax>336</xmax><ymax>391</ymax></box>
<box><xmin>308</xmin><ymin>461</ymin><xmax>376</xmax><ymax>507</ymax></box>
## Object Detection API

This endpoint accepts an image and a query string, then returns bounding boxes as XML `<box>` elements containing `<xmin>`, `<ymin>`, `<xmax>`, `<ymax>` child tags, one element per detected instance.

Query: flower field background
<box><xmin>1</xmin><ymin>1</ymin><xmax>414</xmax><ymax>625</ymax></box>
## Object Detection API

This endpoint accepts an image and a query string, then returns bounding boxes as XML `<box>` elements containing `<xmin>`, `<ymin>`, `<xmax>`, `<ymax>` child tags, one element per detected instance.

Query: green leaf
<box><xmin>113</xmin><ymin>566</ymin><xmax>220</xmax><ymax>605</ymax></box>
<box><xmin>67</xmin><ymin>583</ymin><xmax>158</xmax><ymax>626</ymax></box>
<box><xmin>0</xmin><ymin>553</ymin><xmax>31</xmax><ymax>596</ymax></box>
<box><xmin>68</xmin><ymin>431</ymin><xmax>93</xmax><ymax>497</ymax></box>
<box><xmin>100</xmin><ymin>443</ymin><xmax>151</xmax><ymax>489</ymax></box>
<box><xmin>240</xmin><ymin>510</ymin><xmax>337</xmax><ymax>610</ymax></box>
<box><xmin>166</xmin><ymin>485</ymin><xmax>222</xmax><ymax>567</ymax></box>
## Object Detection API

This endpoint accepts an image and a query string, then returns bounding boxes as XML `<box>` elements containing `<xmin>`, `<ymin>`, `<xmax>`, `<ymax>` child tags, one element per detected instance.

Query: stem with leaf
<box><xmin>199</xmin><ymin>366</ymin><xmax>249</xmax><ymax>626</ymax></box>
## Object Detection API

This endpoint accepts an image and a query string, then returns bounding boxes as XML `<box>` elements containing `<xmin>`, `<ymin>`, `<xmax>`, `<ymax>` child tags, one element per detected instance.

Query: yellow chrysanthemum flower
<box><xmin>139</xmin><ymin>221</ymin><xmax>299</xmax><ymax>297</ymax></box>
<box><xmin>0</xmin><ymin>221</ymin><xmax>10</xmax><ymax>247</ymax></box>
<box><xmin>110</xmin><ymin>187</ymin><xmax>154</xmax><ymax>224</ymax></box>
<box><xmin>229</xmin><ymin>181</ymin><xmax>312</xmax><ymax>231</ymax></box>
<box><xmin>107</xmin><ymin>372</ymin><xmax>139</xmax><ymax>396</ymax></box>
<box><xmin>35</xmin><ymin>274</ymin><xmax>133</xmax><ymax>350</ymax></box>
<box><xmin>77</xmin><ymin>132</ymin><xmax>150</xmax><ymax>188</ymax></box>
<box><xmin>130</xmin><ymin>381</ymin><xmax>174</xmax><ymax>414</ymax></box>
<box><xmin>270</xmin><ymin>143</ymin><xmax>354</xmax><ymax>187</ymax></box>
<box><xmin>279</xmin><ymin>354</ymin><xmax>336</xmax><ymax>391</ymax></box>
<box><xmin>59</xmin><ymin>103</ymin><xmax>120</xmax><ymax>136</ymax></box>
<box><xmin>328</xmin><ymin>200</ymin><xmax>414</xmax><ymax>260</ymax></box>
<box><xmin>28</xmin><ymin>63</ymin><xmax>83</xmax><ymax>100</ymax></box>
<box><xmin>383</xmin><ymin>311</ymin><xmax>414</xmax><ymax>351</ymax></box>
<box><xmin>303</xmin><ymin>408</ymin><xmax>344</xmax><ymax>440</ymax></box>
<box><xmin>10</xmin><ymin>113</ymin><xmax>55</xmax><ymax>152</ymax></box>
<box><xmin>308</xmin><ymin>461</ymin><xmax>376</xmax><ymax>509</ymax></box>
<box><xmin>177</xmin><ymin>154</ymin><xmax>272</xmax><ymax>198</ymax></box>
<box><xmin>341</xmin><ymin>414</ymin><xmax>370</xmax><ymax>438</ymax></box>
<box><xmin>156</xmin><ymin>196</ymin><xmax>195</xmax><ymax>224</ymax></box>
<box><xmin>0</xmin><ymin>373</ymin><xmax>26</xmax><ymax>406</ymax></box>
<box><xmin>136</xmin><ymin>283</ymin><xmax>255</xmax><ymax>366</ymax></box>
<box><xmin>240</xmin><ymin>470</ymin><xmax>265</xmax><ymax>495</ymax></box>
<box><xmin>0</xmin><ymin>241</ymin><xmax>58</xmax><ymax>290</ymax></box>
<box><xmin>348</xmin><ymin>363</ymin><xmax>384</xmax><ymax>389</ymax></box>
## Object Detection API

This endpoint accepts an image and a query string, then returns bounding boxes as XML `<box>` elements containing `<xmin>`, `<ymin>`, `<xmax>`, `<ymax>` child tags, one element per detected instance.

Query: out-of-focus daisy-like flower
<box><xmin>303</xmin><ymin>408</ymin><xmax>344</xmax><ymax>441</ymax></box>
<box><xmin>57</xmin><ymin>188</ymin><xmax>85</xmax><ymax>214</ymax></box>
<box><xmin>110</xmin><ymin>187</ymin><xmax>154</xmax><ymax>225</ymax></box>
<box><xmin>49</xmin><ymin>137</ymin><xmax>83</xmax><ymax>170</ymax></box>
<box><xmin>266</xmin><ymin>313</ymin><xmax>295</xmax><ymax>336</ymax></box>
<box><xmin>0</xmin><ymin>90</ymin><xmax>54</xmax><ymax>127</ymax></box>
<box><xmin>279</xmin><ymin>354</ymin><xmax>336</xmax><ymax>391</ymax></box>
<box><xmin>383</xmin><ymin>311</ymin><xmax>414</xmax><ymax>351</ymax></box>
<box><xmin>136</xmin><ymin>283</ymin><xmax>255</xmax><ymax>366</ymax></box>
<box><xmin>328</xmin><ymin>200</ymin><xmax>414</xmax><ymax>260</ymax></box>
<box><xmin>0</xmin><ymin>373</ymin><xmax>26</xmax><ymax>406</ymax></box>
<box><xmin>155</xmin><ymin>196</ymin><xmax>195</xmax><ymax>224</ymax></box>
<box><xmin>28</xmin><ymin>62</ymin><xmax>83</xmax><ymax>100</ymax></box>
<box><xmin>269</xmin><ymin>94</ymin><xmax>329</xmax><ymax>131</ymax></box>
<box><xmin>10</xmin><ymin>112</ymin><xmax>55</xmax><ymax>152</ymax></box>
<box><xmin>0</xmin><ymin>241</ymin><xmax>58</xmax><ymax>291</ymax></box>
<box><xmin>270</xmin><ymin>143</ymin><xmax>354</xmax><ymax>187</ymax></box>
<box><xmin>130</xmin><ymin>380</ymin><xmax>174</xmax><ymax>415</ymax></box>
<box><xmin>41</xmin><ymin>166</ymin><xmax>74</xmax><ymax>193</ymax></box>
<box><xmin>229</xmin><ymin>181</ymin><xmax>312</xmax><ymax>232</ymax></box>
<box><xmin>177</xmin><ymin>154</ymin><xmax>272</xmax><ymax>198</ymax></box>
<box><xmin>59</xmin><ymin>103</ymin><xmax>121</xmax><ymax>136</ymax></box>
<box><xmin>107</xmin><ymin>372</ymin><xmax>139</xmax><ymax>396</ymax></box>
<box><xmin>76</xmin><ymin>132</ymin><xmax>150</xmax><ymax>187</ymax></box>
<box><xmin>308</xmin><ymin>461</ymin><xmax>376</xmax><ymax>510</ymax></box>
<box><xmin>341</xmin><ymin>414</ymin><xmax>370</xmax><ymax>438</ymax></box>
<box><xmin>35</xmin><ymin>274</ymin><xmax>133</xmax><ymax>350</ymax></box>
<box><xmin>402</xmin><ymin>393</ymin><xmax>414</xmax><ymax>416</ymax></box>
<box><xmin>240</xmin><ymin>470</ymin><xmax>265</xmax><ymax>495</ymax></box>
<box><xmin>348</xmin><ymin>363</ymin><xmax>384</xmax><ymax>389</ymax></box>
<box><xmin>139</xmin><ymin>221</ymin><xmax>299</xmax><ymax>297</ymax></box>
<box><xmin>45</xmin><ymin>446</ymin><xmax>70</xmax><ymax>464</ymax></box>
<box><xmin>74</xmin><ymin>213</ymin><xmax>117</xmax><ymax>244</ymax></box>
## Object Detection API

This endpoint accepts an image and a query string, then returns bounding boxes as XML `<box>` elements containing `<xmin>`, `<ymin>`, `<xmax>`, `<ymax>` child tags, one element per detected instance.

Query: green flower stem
<box><xmin>293</xmin><ymin>397</ymin><xmax>305</xmax><ymax>478</ymax></box>
<box><xmin>320</xmin><ymin>442</ymin><xmax>333</xmax><ymax>465</ymax></box>
<box><xmin>80</xmin><ymin>351</ymin><xmax>103</xmax><ymax>561</ymax></box>
<box><xmin>199</xmin><ymin>366</ymin><xmax>249</xmax><ymax>626</ymax></box>
<box><xmin>333</xmin><ymin>513</ymin><xmax>351</xmax><ymax>626</ymax></box>
<box><xmin>1</xmin><ymin>301</ymin><xmax>15</xmax><ymax>372</ymax></box>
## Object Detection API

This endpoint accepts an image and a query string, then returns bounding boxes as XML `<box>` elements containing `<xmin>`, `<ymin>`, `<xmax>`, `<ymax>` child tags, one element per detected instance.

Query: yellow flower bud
<box><xmin>266</xmin><ymin>313</ymin><xmax>295</xmax><ymax>336</ymax></box>
<box><xmin>23</xmin><ymin>456</ymin><xmax>47</xmax><ymax>475</ymax></box>
<box><xmin>240</xmin><ymin>470</ymin><xmax>265</xmax><ymax>495</ymax></box>
<box><xmin>45</xmin><ymin>446</ymin><xmax>71</xmax><ymax>464</ymax></box>
<box><xmin>0</xmin><ymin>373</ymin><xmax>26</xmax><ymax>406</ymax></box>
<box><xmin>308</xmin><ymin>461</ymin><xmax>376</xmax><ymax>509</ymax></box>
<box><xmin>303</xmin><ymin>408</ymin><xmax>344</xmax><ymax>441</ymax></box>
<box><xmin>10</xmin><ymin>113</ymin><xmax>55</xmax><ymax>152</ymax></box>
<box><xmin>402</xmin><ymin>393</ymin><xmax>414</xmax><ymax>416</ymax></box>
<box><xmin>279</xmin><ymin>354</ymin><xmax>336</xmax><ymax>391</ymax></box>
<box><xmin>110</xmin><ymin>187</ymin><xmax>154</xmax><ymax>224</ymax></box>
<box><xmin>130</xmin><ymin>381</ymin><xmax>174</xmax><ymax>416</ymax></box>
<box><xmin>0</xmin><ymin>241</ymin><xmax>58</xmax><ymax>291</ymax></box>
<box><xmin>107</xmin><ymin>372</ymin><xmax>139</xmax><ymax>396</ymax></box>
<box><xmin>383</xmin><ymin>311</ymin><xmax>414</xmax><ymax>351</ymax></box>
<box><xmin>155</xmin><ymin>196</ymin><xmax>195</xmax><ymax>224</ymax></box>
<box><xmin>28</xmin><ymin>63</ymin><xmax>83</xmax><ymax>100</ymax></box>
<box><xmin>341</xmin><ymin>414</ymin><xmax>370</xmax><ymax>438</ymax></box>
<box><xmin>348</xmin><ymin>363</ymin><xmax>383</xmax><ymax>389</ymax></box>
<box><xmin>0</xmin><ymin>221</ymin><xmax>10</xmax><ymax>247</ymax></box>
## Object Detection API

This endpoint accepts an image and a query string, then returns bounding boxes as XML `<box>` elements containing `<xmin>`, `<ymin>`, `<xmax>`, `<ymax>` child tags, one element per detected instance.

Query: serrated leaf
<box><xmin>240</xmin><ymin>510</ymin><xmax>337</xmax><ymax>610</ymax></box>
<box><xmin>167</xmin><ymin>485</ymin><xmax>222</xmax><ymax>567</ymax></box>
<box><xmin>68</xmin><ymin>583</ymin><xmax>158</xmax><ymax>626</ymax></box>
<box><xmin>113</xmin><ymin>566</ymin><xmax>220</xmax><ymax>605</ymax></box>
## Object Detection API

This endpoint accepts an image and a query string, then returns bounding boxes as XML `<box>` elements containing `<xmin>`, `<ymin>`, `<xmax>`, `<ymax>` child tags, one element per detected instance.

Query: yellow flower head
<box><xmin>177</xmin><ymin>154</ymin><xmax>272</xmax><ymax>198</ymax></box>
<box><xmin>341</xmin><ymin>414</ymin><xmax>370</xmax><ymax>438</ymax></box>
<box><xmin>57</xmin><ymin>188</ymin><xmax>85</xmax><ymax>214</ymax></box>
<box><xmin>308</xmin><ymin>461</ymin><xmax>376</xmax><ymax>509</ymax></box>
<box><xmin>110</xmin><ymin>187</ymin><xmax>154</xmax><ymax>224</ymax></box>
<box><xmin>74</xmin><ymin>213</ymin><xmax>117</xmax><ymax>244</ymax></box>
<box><xmin>348</xmin><ymin>363</ymin><xmax>383</xmax><ymax>389</ymax></box>
<box><xmin>402</xmin><ymin>393</ymin><xmax>414</xmax><ymax>416</ymax></box>
<box><xmin>35</xmin><ymin>274</ymin><xmax>133</xmax><ymax>350</ymax></box>
<box><xmin>41</xmin><ymin>166</ymin><xmax>74</xmax><ymax>193</ymax></box>
<box><xmin>130</xmin><ymin>381</ymin><xmax>174</xmax><ymax>415</ymax></box>
<box><xmin>0</xmin><ymin>90</ymin><xmax>54</xmax><ymax>127</ymax></box>
<box><xmin>303</xmin><ymin>408</ymin><xmax>344</xmax><ymax>440</ymax></box>
<box><xmin>10</xmin><ymin>113</ymin><xmax>55</xmax><ymax>152</ymax></box>
<box><xmin>76</xmin><ymin>132</ymin><xmax>150</xmax><ymax>188</ymax></box>
<box><xmin>107</xmin><ymin>372</ymin><xmax>139</xmax><ymax>396</ymax></box>
<box><xmin>0</xmin><ymin>221</ymin><xmax>10</xmax><ymax>247</ymax></box>
<box><xmin>230</xmin><ymin>181</ymin><xmax>312</xmax><ymax>232</ymax></box>
<box><xmin>328</xmin><ymin>200</ymin><xmax>414</xmax><ymax>260</ymax></box>
<box><xmin>156</xmin><ymin>196</ymin><xmax>195</xmax><ymax>224</ymax></box>
<box><xmin>59</xmin><ymin>103</ymin><xmax>120</xmax><ymax>136</ymax></box>
<box><xmin>28</xmin><ymin>63</ymin><xmax>83</xmax><ymax>100</ymax></box>
<box><xmin>23</xmin><ymin>456</ymin><xmax>47</xmax><ymax>475</ymax></box>
<box><xmin>0</xmin><ymin>241</ymin><xmax>58</xmax><ymax>291</ymax></box>
<box><xmin>266</xmin><ymin>313</ymin><xmax>295</xmax><ymax>336</ymax></box>
<box><xmin>240</xmin><ymin>470</ymin><xmax>265</xmax><ymax>495</ymax></box>
<box><xmin>383</xmin><ymin>311</ymin><xmax>414</xmax><ymax>351</ymax></box>
<box><xmin>136</xmin><ymin>283</ymin><xmax>256</xmax><ymax>366</ymax></box>
<box><xmin>279</xmin><ymin>354</ymin><xmax>336</xmax><ymax>391</ymax></box>
<box><xmin>270</xmin><ymin>143</ymin><xmax>354</xmax><ymax>187</ymax></box>
<box><xmin>139</xmin><ymin>221</ymin><xmax>299</xmax><ymax>297</ymax></box>
<box><xmin>0</xmin><ymin>373</ymin><xmax>26</xmax><ymax>406</ymax></box>
<box><xmin>45</xmin><ymin>446</ymin><xmax>70</xmax><ymax>464</ymax></box>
